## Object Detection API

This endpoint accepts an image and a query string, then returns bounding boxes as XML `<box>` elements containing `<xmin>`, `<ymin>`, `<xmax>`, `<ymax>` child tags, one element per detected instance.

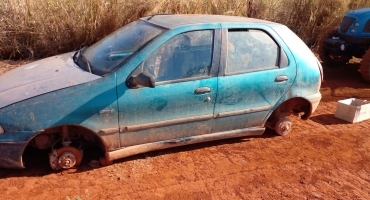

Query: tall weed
<box><xmin>0</xmin><ymin>0</ymin><xmax>369</xmax><ymax>59</ymax></box>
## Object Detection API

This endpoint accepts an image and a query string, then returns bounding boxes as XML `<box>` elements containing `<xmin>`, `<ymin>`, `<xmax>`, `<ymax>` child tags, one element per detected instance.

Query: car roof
<box><xmin>141</xmin><ymin>14</ymin><xmax>278</xmax><ymax>29</ymax></box>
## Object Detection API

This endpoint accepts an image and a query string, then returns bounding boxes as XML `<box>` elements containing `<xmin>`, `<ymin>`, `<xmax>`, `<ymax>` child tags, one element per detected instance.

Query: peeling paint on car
<box><xmin>29</xmin><ymin>112</ymin><xmax>35</xmax><ymax>121</ymax></box>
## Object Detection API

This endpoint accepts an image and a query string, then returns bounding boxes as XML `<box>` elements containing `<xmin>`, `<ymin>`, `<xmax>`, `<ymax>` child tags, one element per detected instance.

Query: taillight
<box><xmin>316</xmin><ymin>58</ymin><xmax>323</xmax><ymax>81</ymax></box>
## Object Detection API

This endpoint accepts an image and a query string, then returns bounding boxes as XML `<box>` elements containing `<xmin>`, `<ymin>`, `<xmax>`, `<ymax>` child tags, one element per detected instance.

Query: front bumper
<box><xmin>0</xmin><ymin>141</ymin><xmax>28</xmax><ymax>169</ymax></box>
<box><xmin>323</xmin><ymin>38</ymin><xmax>349</xmax><ymax>55</ymax></box>
<box><xmin>323</xmin><ymin>37</ymin><xmax>369</xmax><ymax>57</ymax></box>
<box><xmin>0</xmin><ymin>130</ymin><xmax>42</xmax><ymax>169</ymax></box>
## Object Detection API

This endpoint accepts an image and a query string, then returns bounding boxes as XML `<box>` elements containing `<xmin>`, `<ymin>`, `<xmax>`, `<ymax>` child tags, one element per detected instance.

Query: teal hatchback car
<box><xmin>0</xmin><ymin>15</ymin><xmax>323</xmax><ymax>170</ymax></box>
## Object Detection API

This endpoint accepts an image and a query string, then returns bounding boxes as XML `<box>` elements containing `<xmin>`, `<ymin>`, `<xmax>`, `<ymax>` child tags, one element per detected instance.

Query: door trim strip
<box><xmin>215</xmin><ymin>105</ymin><xmax>273</xmax><ymax>118</ymax></box>
<box><xmin>120</xmin><ymin>114</ymin><xmax>214</xmax><ymax>132</ymax></box>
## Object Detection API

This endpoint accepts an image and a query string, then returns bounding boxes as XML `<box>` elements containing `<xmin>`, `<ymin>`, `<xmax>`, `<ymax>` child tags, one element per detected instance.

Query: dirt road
<box><xmin>0</xmin><ymin>60</ymin><xmax>369</xmax><ymax>199</ymax></box>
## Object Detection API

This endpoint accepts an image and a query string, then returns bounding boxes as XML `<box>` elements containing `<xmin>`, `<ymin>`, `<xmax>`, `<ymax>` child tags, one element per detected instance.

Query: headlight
<box><xmin>350</xmin><ymin>28</ymin><xmax>355</xmax><ymax>33</ymax></box>
<box><xmin>0</xmin><ymin>124</ymin><xmax>4</xmax><ymax>134</ymax></box>
<box><xmin>354</xmin><ymin>22</ymin><xmax>359</xmax><ymax>27</ymax></box>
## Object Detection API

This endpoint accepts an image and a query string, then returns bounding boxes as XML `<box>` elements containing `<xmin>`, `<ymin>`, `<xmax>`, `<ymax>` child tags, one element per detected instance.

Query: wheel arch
<box><xmin>265</xmin><ymin>97</ymin><xmax>313</xmax><ymax>128</ymax></box>
<box><xmin>23</xmin><ymin>124</ymin><xmax>108</xmax><ymax>163</ymax></box>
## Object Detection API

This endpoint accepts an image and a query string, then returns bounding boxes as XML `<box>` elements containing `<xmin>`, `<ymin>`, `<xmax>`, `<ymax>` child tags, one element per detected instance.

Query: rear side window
<box><xmin>226</xmin><ymin>29</ymin><xmax>279</xmax><ymax>74</ymax></box>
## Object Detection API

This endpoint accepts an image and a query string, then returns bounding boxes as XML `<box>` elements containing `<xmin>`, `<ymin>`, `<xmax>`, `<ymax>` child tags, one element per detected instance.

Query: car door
<box><xmin>117</xmin><ymin>30</ymin><xmax>220</xmax><ymax>147</ymax></box>
<box><xmin>212</xmin><ymin>27</ymin><xmax>297</xmax><ymax>133</ymax></box>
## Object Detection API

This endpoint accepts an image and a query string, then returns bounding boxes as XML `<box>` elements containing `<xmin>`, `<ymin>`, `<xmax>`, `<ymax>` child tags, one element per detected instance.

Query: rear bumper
<box><xmin>307</xmin><ymin>92</ymin><xmax>322</xmax><ymax>115</ymax></box>
<box><xmin>0</xmin><ymin>141</ymin><xmax>27</xmax><ymax>169</ymax></box>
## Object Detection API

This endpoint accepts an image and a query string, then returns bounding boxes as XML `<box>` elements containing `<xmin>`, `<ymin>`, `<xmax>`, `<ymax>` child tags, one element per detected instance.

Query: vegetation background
<box><xmin>1</xmin><ymin>0</ymin><xmax>370</xmax><ymax>59</ymax></box>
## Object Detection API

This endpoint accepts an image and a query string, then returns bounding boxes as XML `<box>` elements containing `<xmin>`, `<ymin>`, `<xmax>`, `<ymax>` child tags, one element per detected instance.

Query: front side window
<box><xmin>82</xmin><ymin>20</ymin><xmax>165</xmax><ymax>76</ymax></box>
<box><xmin>134</xmin><ymin>30</ymin><xmax>214</xmax><ymax>82</ymax></box>
<box><xmin>226</xmin><ymin>29</ymin><xmax>279</xmax><ymax>74</ymax></box>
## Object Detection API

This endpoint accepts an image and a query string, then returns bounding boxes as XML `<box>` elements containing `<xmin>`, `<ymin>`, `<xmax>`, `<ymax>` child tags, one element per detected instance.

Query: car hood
<box><xmin>0</xmin><ymin>52</ymin><xmax>101</xmax><ymax>109</ymax></box>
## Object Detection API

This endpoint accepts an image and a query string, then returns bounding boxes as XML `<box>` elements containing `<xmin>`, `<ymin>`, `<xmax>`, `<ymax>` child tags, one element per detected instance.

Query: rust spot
<box><xmin>241</xmin><ymin>54</ymin><xmax>250</xmax><ymax>64</ymax></box>
<box><xmin>228</xmin><ymin>42</ymin><xmax>235</xmax><ymax>52</ymax></box>
<box><xmin>29</xmin><ymin>112</ymin><xmax>35</xmax><ymax>121</ymax></box>
<box><xmin>69</xmin><ymin>80</ymin><xmax>77</xmax><ymax>86</ymax></box>
<box><xmin>100</xmin><ymin>135</ymin><xmax>120</xmax><ymax>151</ymax></box>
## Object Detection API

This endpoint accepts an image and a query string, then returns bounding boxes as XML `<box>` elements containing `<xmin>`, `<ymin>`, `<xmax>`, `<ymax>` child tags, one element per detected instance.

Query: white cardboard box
<box><xmin>334</xmin><ymin>98</ymin><xmax>370</xmax><ymax>123</ymax></box>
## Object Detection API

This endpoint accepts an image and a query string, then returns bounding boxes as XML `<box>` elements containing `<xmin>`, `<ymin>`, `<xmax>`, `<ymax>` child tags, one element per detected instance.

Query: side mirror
<box><xmin>127</xmin><ymin>71</ymin><xmax>155</xmax><ymax>88</ymax></box>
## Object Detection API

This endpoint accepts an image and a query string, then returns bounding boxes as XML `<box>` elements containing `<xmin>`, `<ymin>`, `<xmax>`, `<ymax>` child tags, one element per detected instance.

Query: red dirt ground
<box><xmin>0</xmin><ymin>59</ymin><xmax>369</xmax><ymax>200</ymax></box>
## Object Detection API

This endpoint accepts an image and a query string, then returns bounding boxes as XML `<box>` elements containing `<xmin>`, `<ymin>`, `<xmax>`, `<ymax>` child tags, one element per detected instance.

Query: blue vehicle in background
<box><xmin>319</xmin><ymin>7</ymin><xmax>370</xmax><ymax>81</ymax></box>
<box><xmin>0</xmin><ymin>15</ymin><xmax>323</xmax><ymax>170</ymax></box>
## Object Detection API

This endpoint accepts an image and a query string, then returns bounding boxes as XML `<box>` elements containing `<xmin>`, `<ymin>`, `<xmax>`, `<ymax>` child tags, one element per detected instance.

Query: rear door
<box><xmin>212</xmin><ymin>27</ymin><xmax>297</xmax><ymax>133</ymax></box>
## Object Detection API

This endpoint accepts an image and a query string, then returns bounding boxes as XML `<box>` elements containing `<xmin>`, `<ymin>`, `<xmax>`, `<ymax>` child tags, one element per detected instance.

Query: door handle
<box><xmin>275</xmin><ymin>75</ymin><xmax>288</xmax><ymax>82</ymax></box>
<box><xmin>194</xmin><ymin>87</ymin><xmax>211</xmax><ymax>94</ymax></box>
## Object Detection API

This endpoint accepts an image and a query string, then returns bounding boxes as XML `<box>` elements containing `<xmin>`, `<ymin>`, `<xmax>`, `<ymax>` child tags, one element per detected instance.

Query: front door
<box><xmin>117</xmin><ymin>30</ymin><xmax>218</xmax><ymax>147</ymax></box>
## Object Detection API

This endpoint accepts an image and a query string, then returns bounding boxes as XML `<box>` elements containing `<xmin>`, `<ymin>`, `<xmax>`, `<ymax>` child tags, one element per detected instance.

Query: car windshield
<box><xmin>83</xmin><ymin>20</ymin><xmax>166</xmax><ymax>76</ymax></box>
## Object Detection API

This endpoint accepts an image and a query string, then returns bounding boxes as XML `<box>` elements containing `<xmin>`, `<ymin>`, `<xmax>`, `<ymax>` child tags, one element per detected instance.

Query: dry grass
<box><xmin>0</xmin><ymin>0</ymin><xmax>369</xmax><ymax>59</ymax></box>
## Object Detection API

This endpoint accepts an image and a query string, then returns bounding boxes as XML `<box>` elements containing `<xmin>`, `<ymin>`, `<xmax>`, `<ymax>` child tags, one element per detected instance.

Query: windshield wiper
<box><xmin>73</xmin><ymin>47</ymin><xmax>94</xmax><ymax>74</ymax></box>
<box><xmin>86</xmin><ymin>56</ymin><xmax>92</xmax><ymax>73</ymax></box>
<box><xmin>73</xmin><ymin>49</ymin><xmax>82</xmax><ymax>64</ymax></box>
<box><xmin>80</xmin><ymin>53</ymin><xmax>94</xmax><ymax>74</ymax></box>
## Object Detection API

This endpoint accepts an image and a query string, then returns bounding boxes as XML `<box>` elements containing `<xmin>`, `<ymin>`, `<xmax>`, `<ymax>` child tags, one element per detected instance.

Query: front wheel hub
<box><xmin>49</xmin><ymin>146</ymin><xmax>83</xmax><ymax>170</ymax></box>
<box><xmin>59</xmin><ymin>151</ymin><xmax>77</xmax><ymax>169</ymax></box>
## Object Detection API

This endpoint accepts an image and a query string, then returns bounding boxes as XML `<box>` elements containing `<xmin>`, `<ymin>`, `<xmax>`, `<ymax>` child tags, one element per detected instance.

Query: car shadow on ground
<box><xmin>136</xmin><ymin>128</ymin><xmax>278</xmax><ymax>160</ymax></box>
<box><xmin>0</xmin><ymin>146</ymin><xmax>105</xmax><ymax>179</ymax></box>
<box><xmin>320</xmin><ymin>61</ymin><xmax>370</xmax><ymax>102</ymax></box>
<box><xmin>321</xmin><ymin>62</ymin><xmax>367</xmax><ymax>88</ymax></box>
<box><xmin>310</xmin><ymin>114</ymin><xmax>350</xmax><ymax>125</ymax></box>
<box><xmin>0</xmin><ymin>129</ymin><xmax>278</xmax><ymax>178</ymax></box>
